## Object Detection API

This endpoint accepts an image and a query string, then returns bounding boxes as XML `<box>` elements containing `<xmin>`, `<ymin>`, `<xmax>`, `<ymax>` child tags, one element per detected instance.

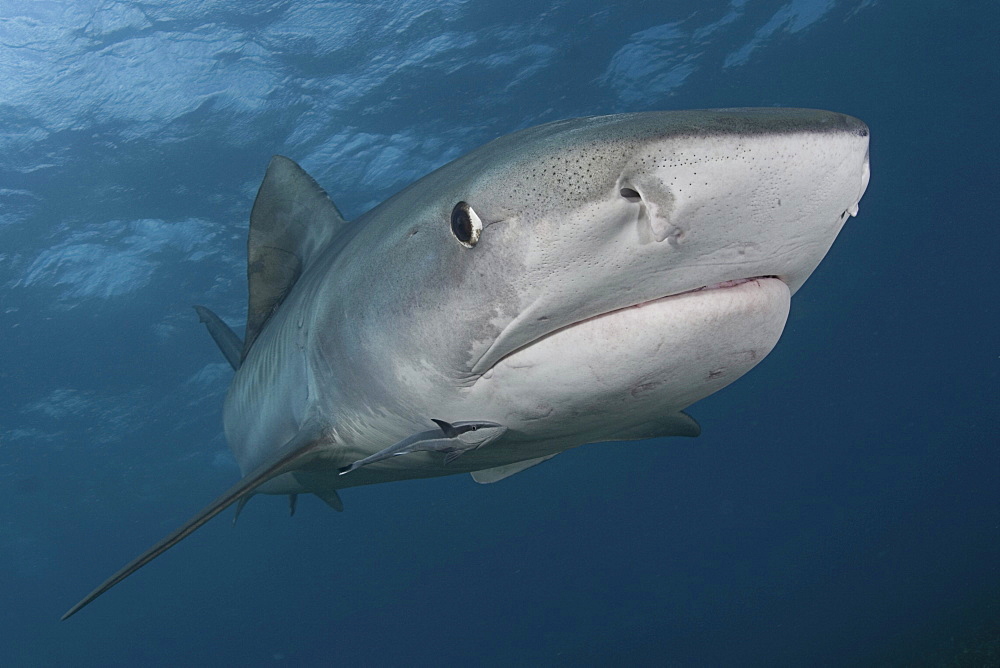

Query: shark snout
<box><xmin>851</xmin><ymin>149</ymin><xmax>871</xmax><ymax>216</ymax></box>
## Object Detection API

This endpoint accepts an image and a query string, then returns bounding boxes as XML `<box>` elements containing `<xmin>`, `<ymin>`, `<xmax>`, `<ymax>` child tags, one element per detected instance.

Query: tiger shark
<box><xmin>62</xmin><ymin>108</ymin><xmax>870</xmax><ymax>618</ymax></box>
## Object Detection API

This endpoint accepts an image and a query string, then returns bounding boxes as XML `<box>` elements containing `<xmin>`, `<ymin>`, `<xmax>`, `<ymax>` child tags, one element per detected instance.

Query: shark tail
<box><xmin>61</xmin><ymin>421</ymin><xmax>332</xmax><ymax>620</ymax></box>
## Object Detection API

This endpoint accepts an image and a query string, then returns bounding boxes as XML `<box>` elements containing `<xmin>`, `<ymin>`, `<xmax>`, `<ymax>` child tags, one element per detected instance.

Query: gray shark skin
<box><xmin>62</xmin><ymin>108</ymin><xmax>870</xmax><ymax>619</ymax></box>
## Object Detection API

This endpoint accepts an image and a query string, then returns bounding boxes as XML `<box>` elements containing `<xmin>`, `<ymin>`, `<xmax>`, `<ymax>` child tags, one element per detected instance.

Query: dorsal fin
<box><xmin>244</xmin><ymin>156</ymin><xmax>346</xmax><ymax>358</ymax></box>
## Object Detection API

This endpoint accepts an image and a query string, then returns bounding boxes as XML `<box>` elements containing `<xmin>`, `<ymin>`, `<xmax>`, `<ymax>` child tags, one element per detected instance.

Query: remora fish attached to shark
<box><xmin>62</xmin><ymin>108</ymin><xmax>870</xmax><ymax>618</ymax></box>
<box><xmin>338</xmin><ymin>419</ymin><xmax>508</xmax><ymax>474</ymax></box>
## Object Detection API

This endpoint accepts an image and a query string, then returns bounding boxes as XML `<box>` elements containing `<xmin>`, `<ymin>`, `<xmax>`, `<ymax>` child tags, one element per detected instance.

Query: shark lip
<box><xmin>559</xmin><ymin>275</ymin><xmax>781</xmax><ymax>328</ymax></box>
<box><xmin>670</xmin><ymin>275</ymin><xmax>778</xmax><ymax>297</ymax></box>
<box><xmin>477</xmin><ymin>275</ymin><xmax>781</xmax><ymax>375</ymax></box>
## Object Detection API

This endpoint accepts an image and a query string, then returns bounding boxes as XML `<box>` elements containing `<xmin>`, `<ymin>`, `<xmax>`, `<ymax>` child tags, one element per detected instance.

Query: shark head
<box><xmin>312</xmin><ymin>108</ymin><xmax>870</xmax><ymax>454</ymax></box>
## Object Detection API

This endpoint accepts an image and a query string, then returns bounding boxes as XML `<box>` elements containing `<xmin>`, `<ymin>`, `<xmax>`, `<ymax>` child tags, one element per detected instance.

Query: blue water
<box><xmin>2</xmin><ymin>1</ymin><xmax>997</xmax><ymax>665</ymax></box>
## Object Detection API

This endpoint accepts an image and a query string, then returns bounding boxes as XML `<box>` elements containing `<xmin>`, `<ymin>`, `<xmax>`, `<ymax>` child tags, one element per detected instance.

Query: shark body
<box><xmin>63</xmin><ymin>108</ymin><xmax>870</xmax><ymax>618</ymax></box>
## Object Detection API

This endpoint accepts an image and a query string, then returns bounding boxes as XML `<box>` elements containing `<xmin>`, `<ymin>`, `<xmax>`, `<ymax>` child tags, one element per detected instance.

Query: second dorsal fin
<box><xmin>244</xmin><ymin>156</ymin><xmax>347</xmax><ymax>358</ymax></box>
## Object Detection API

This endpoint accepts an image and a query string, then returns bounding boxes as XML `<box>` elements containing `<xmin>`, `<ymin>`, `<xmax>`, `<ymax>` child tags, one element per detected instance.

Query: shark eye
<box><xmin>451</xmin><ymin>201</ymin><xmax>482</xmax><ymax>248</ymax></box>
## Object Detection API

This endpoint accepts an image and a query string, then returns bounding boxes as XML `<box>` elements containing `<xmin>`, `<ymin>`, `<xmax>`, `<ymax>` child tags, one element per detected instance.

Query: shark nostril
<box><xmin>620</xmin><ymin>187</ymin><xmax>641</xmax><ymax>203</ymax></box>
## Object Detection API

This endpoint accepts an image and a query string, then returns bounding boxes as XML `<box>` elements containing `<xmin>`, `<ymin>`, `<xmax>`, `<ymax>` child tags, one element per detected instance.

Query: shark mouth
<box><xmin>631</xmin><ymin>276</ymin><xmax>778</xmax><ymax>305</ymax></box>
<box><xmin>475</xmin><ymin>275</ymin><xmax>782</xmax><ymax>376</ymax></box>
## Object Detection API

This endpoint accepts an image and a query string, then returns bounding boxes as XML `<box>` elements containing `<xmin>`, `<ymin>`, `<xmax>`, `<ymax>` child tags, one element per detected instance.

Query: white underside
<box><xmin>467</xmin><ymin>277</ymin><xmax>791</xmax><ymax>444</ymax></box>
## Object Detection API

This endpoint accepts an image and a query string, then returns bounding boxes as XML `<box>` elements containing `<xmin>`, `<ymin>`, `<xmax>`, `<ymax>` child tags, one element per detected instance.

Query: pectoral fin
<box><xmin>193</xmin><ymin>305</ymin><xmax>244</xmax><ymax>371</ymax></box>
<box><xmin>61</xmin><ymin>421</ymin><xmax>331</xmax><ymax>620</ymax></box>
<box><xmin>471</xmin><ymin>454</ymin><xmax>559</xmax><ymax>484</ymax></box>
<box><xmin>603</xmin><ymin>411</ymin><xmax>701</xmax><ymax>440</ymax></box>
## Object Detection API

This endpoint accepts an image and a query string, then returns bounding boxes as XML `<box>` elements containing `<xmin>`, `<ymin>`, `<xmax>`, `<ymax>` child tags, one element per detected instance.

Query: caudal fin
<box><xmin>61</xmin><ymin>422</ymin><xmax>331</xmax><ymax>620</ymax></box>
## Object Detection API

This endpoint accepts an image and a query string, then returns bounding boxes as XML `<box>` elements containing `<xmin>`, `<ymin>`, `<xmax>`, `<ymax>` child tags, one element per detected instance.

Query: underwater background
<box><xmin>1</xmin><ymin>1</ymin><xmax>997</xmax><ymax>665</ymax></box>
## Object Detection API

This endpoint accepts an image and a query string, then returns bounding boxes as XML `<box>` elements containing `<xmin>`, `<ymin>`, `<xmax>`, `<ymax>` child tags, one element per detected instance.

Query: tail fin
<box><xmin>61</xmin><ymin>421</ymin><xmax>331</xmax><ymax>620</ymax></box>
